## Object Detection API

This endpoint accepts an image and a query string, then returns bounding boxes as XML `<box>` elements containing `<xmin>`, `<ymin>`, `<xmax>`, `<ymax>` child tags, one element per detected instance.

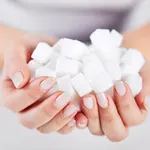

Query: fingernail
<box><xmin>77</xmin><ymin>122</ymin><xmax>87</xmax><ymax>129</ymax></box>
<box><xmin>67</xmin><ymin>119</ymin><xmax>76</xmax><ymax>127</ymax></box>
<box><xmin>63</xmin><ymin>104</ymin><xmax>77</xmax><ymax>117</ymax></box>
<box><xmin>55</xmin><ymin>93</ymin><xmax>71</xmax><ymax>108</ymax></box>
<box><xmin>83</xmin><ymin>96</ymin><xmax>94</xmax><ymax>109</ymax></box>
<box><xmin>12</xmin><ymin>71</ymin><xmax>23</xmax><ymax>88</ymax></box>
<box><xmin>96</xmin><ymin>93</ymin><xmax>108</xmax><ymax>109</ymax></box>
<box><xmin>40</xmin><ymin>77</ymin><xmax>56</xmax><ymax>90</ymax></box>
<box><xmin>145</xmin><ymin>95</ymin><xmax>150</xmax><ymax>109</ymax></box>
<box><xmin>115</xmin><ymin>81</ymin><xmax>126</xmax><ymax>96</ymax></box>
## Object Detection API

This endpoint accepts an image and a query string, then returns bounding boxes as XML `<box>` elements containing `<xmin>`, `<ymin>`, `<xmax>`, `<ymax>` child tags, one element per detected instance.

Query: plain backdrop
<box><xmin>0</xmin><ymin>0</ymin><xmax>150</xmax><ymax>149</ymax></box>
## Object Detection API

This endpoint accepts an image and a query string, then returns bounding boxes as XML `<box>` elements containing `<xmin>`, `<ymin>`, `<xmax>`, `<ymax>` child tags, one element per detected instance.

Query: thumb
<box><xmin>3</xmin><ymin>40</ymin><xmax>31</xmax><ymax>89</ymax></box>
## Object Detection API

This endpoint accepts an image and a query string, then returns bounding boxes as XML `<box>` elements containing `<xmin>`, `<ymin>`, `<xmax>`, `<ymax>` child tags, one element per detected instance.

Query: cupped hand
<box><xmin>0</xmin><ymin>35</ymin><xmax>78</xmax><ymax>134</ymax></box>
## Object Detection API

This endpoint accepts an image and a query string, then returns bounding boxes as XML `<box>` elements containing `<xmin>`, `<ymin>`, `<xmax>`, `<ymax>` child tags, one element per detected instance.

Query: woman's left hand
<box><xmin>75</xmin><ymin>61</ymin><xmax>149</xmax><ymax>142</ymax></box>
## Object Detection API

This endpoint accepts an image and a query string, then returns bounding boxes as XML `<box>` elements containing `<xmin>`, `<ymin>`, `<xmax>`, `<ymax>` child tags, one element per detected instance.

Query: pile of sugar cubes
<box><xmin>28</xmin><ymin>29</ymin><xmax>145</xmax><ymax>109</ymax></box>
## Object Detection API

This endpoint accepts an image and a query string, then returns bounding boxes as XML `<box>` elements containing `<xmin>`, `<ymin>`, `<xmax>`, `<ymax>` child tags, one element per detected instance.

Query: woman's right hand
<box><xmin>0</xmin><ymin>35</ymin><xmax>78</xmax><ymax>133</ymax></box>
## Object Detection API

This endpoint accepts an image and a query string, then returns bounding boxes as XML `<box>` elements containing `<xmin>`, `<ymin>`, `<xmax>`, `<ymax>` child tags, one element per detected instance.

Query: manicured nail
<box><xmin>96</xmin><ymin>93</ymin><xmax>108</xmax><ymax>109</ymax></box>
<box><xmin>55</xmin><ymin>93</ymin><xmax>71</xmax><ymax>108</ymax></box>
<box><xmin>67</xmin><ymin>119</ymin><xmax>76</xmax><ymax>127</ymax></box>
<box><xmin>40</xmin><ymin>77</ymin><xmax>56</xmax><ymax>90</ymax></box>
<box><xmin>115</xmin><ymin>81</ymin><xmax>126</xmax><ymax>96</ymax></box>
<box><xmin>63</xmin><ymin>104</ymin><xmax>77</xmax><ymax>117</ymax></box>
<box><xmin>12</xmin><ymin>71</ymin><xmax>23</xmax><ymax>88</ymax></box>
<box><xmin>83</xmin><ymin>96</ymin><xmax>94</xmax><ymax>109</ymax></box>
<box><xmin>145</xmin><ymin>95</ymin><xmax>150</xmax><ymax>109</ymax></box>
<box><xmin>77</xmin><ymin>122</ymin><xmax>87</xmax><ymax>129</ymax></box>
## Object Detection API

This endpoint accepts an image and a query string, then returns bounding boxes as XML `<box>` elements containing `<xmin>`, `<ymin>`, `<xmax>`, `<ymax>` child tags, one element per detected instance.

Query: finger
<box><xmin>37</xmin><ymin>102</ymin><xmax>78</xmax><ymax>133</ymax></box>
<box><xmin>80</xmin><ymin>94</ymin><xmax>103</xmax><ymax>135</ymax></box>
<box><xmin>3</xmin><ymin>35</ymin><xmax>57</xmax><ymax>89</ymax></box>
<box><xmin>3</xmin><ymin>39</ymin><xmax>32</xmax><ymax>89</ymax></box>
<box><xmin>19</xmin><ymin>92</ymin><xmax>71</xmax><ymax>129</ymax></box>
<box><xmin>114</xmin><ymin>81</ymin><xmax>146</xmax><ymax>126</ymax></box>
<box><xmin>75</xmin><ymin>113</ymin><xmax>88</xmax><ymax>129</ymax></box>
<box><xmin>2</xmin><ymin>77</ymin><xmax>56</xmax><ymax>112</ymax></box>
<box><xmin>58</xmin><ymin>119</ymin><xmax>76</xmax><ymax>134</ymax></box>
<box><xmin>136</xmin><ymin>61</ymin><xmax>150</xmax><ymax>112</ymax></box>
<box><xmin>96</xmin><ymin>93</ymin><xmax>128</xmax><ymax>142</ymax></box>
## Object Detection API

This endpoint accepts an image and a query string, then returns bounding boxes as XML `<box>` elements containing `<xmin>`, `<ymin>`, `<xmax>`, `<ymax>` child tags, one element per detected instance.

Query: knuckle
<box><xmin>27</xmin><ymin>88</ymin><xmax>42</xmax><ymax>102</ymax></box>
<box><xmin>118</xmin><ymin>102</ymin><xmax>131</xmax><ymax>111</ymax></box>
<box><xmin>101</xmin><ymin>113</ymin><xmax>116</xmax><ymax>123</ymax></box>
<box><xmin>55</xmin><ymin>118</ymin><xmax>62</xmax><ymax>127</ymax></box>
<box><xmin>38</xmin><ymin>105</ymin><xmax>53</xmax><ymax>119</ymax></box>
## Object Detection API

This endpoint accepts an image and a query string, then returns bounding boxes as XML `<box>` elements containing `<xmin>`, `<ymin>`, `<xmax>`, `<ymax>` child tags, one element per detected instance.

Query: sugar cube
<box><xmin>57</xmin><ymin>75</ymin><xmax>79</xmax><ymax>101</ymax></box>
<box><xmin>55</xmin><ymin>57</ymin><xmax>82</xmax><ymax>77</ymax></box>
<box><xmin>35</xmin><ymin>67</ymin><xmax>56</xmax><ymax>78</ymax></box>
<box><xmin>83</xmin><ymin>60</ymin><xmax>113</xmax><ymax>93</ymax></box>
<box><xmin>52</xmin><ymin>39</ymin><xmax>63</xmax><ymax>52</ymax></box>
<box><xmin>81</xmin><ymin>53</ymin><xmax>101</xmax><ymax>64</ymax></box>
<box><xmin>90</xmin><ymin>29</ymin><xmax>111</xmax><ymax>50</ymax></box>
<box><xmin>104</xmin><ymin>61</ymin><xmax>121</xmax><ymax>81</ymax></box>
<box><xmin>124</xmin><ymin>74</ymin><xmax>142</xmax><ymax>96</ymax></box>
<box><xmin>60</xmin><ymin>39</ymin><xmax>88</xmax><ymax>60</ymax></box>
<box><xmin>71</xmin><ymin>73</ymin><xmax>93</xmax><ymax>97</ymax></box>
<box><xmin>28</xmin><ymin>60</ymin><xmax>43</xmax><ymax>79</ymax></box>
<box><xmin>110</xmin><ymin>29</ymin><xmax>123</xmax><ymax>48</ymax></box>
<box><xmin>31</xmin><ymin>42</ymin><xmax>53</xmax><ymax>64</ymax></box>
<box><xmin>45</xmin><ymin>52</ymin><xmax>60</xmax><ymax>70</ymax></box>
<box><xmin>121</xmin><ymin>48</ymin><xmax>145</xmax><ymax>77</ymax></box>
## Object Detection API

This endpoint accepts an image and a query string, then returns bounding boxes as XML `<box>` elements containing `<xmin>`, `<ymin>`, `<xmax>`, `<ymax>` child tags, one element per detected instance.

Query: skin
<box><xmin>0</xmin><ymin>23</ymin><xmax>150</xmax><ymax>141</ymax></box>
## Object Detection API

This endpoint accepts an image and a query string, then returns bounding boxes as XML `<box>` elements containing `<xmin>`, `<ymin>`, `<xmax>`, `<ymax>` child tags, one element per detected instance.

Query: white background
<box><xmin>0</xmin><ymin>0</ymin><xmax>150</xmax><ymax>149</ymax></box>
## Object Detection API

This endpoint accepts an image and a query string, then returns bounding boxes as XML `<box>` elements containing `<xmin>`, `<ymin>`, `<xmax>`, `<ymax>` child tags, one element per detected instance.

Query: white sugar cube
<box><xmin>60</xmin><ymin>39</ymin><xmax>88</xmax><ymax>60</ymax></box>
<box><xmin>104</xmin><ymin>61</ymin><xmax>121</xmax><ymax>81</ymax></box>
<box><xmin>28</xmin><ymin>60</ymin><xmax>43</xmax><ymax>79</ymax></box>
<box><xmin>35</xmin><ymin>67</ymin><xmax>56</xmax><ymax>78</ymax></box>
<box><xmin>83</xmin><ymin>61</ymin><xmax>113</xmax><ymax>93</ymax></box>
<box><xmin>31</xmin><ymin>42</ymin><xmax>53</xmax><ymax>64</ymax></box>
<box><xmin>45</xmin><ymin>52</ymin><xmax>60</xmax><ymax>70</ymax></box>
<box><xmin>57</xmin><ymin>75</ymin><xmax>79</xmax><ymax>101</ymax></box>
<box><xmin>55</xmin><ymin>57</ymin><xmax>82</xmax><ymax>77</ymax></box>
<box><xmin>52</xmin><ymin>39</ymin><xmax>63</xmax><ymax>52</ymax></box>
<box><xmin>71</xmin><ymin>73</ymin><xmax>93</xmax><ymax>97</ymax></box>
<box><xmin>121</xmin><ymin>48</ymin><xmax>145</xmax><ymax>77</ymax></box>
<box><xmin>90</xmin><ymin>29</ymin><xmax>121</xmax><ymax>61</ymax></box>
<box><xmin>119</xmin><ymin>47</ymin><xmax>127</xmax><ymax>58</ymax></box>
<box><xmin>81</xmin><ymin>53</ymin><xmax>101</xmax><ymax>64</ymax></box>
<box><xmin>90</xmin><ymin>29</ymin><xmax>111</xmax><ymax>50</ymax></box>
<box><xmin>124</xmin><ymin>74</ymin><xmax>142</xmax><ymax>96</ymax></box>
<box><xmin>110</xmin><ymin>29</ymin><xmax>123</xmax><ymax>48</ymax></box>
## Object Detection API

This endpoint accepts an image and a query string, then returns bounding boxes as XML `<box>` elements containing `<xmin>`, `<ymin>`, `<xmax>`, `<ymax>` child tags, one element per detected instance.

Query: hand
<box><xmin>76</xmin><ymin>62</ymin><xmax>150</xmax><ymax>142</ymax></box>
<box><xmin>0</xmin><ymin>35</ymin><xmax>78</xmax><ymax>134</ymax></box>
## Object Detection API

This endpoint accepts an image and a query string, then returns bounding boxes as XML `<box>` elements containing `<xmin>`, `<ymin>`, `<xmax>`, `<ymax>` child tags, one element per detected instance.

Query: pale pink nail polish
<box><xmin>55</xmin><ymin>93</ymin><xmax>71</xmax><ymax>108</ymax></box>
<box><xmin>12</xmin><ymin>71</ymin><xmax>23</xmax><ymax>88</ymax></box>
<box><xmin>115</xmin><ymin>81</ymin><xmax>126</xmax><ymax>96</ymax></box>
<box><xmin>63</xmin><ymin>104</ymin><xmax>77</xmax><ymax>117</ymax></box>
<box><xmin>67</xmin><ymin>119</ymin><xmax>76</xmax><ymax>127</ymax></box>
<box><xmin>40</xmin><ymin>77</ymin><xmax>56</xmax><ymax>90</ymax></box>
<box><xmin>83</xmin><ymin>96</ymin><xmax>94</xmax><ymax>109</ymax></box>
<box><xmin>96</xmin><ymin>93</ymin><xmax>108</xmax><ymax>109</ymax></box>
<box><xmin>77</xmin><ymin>122</ymin><xmax>87</xmax><ymax>129</ymax></box>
